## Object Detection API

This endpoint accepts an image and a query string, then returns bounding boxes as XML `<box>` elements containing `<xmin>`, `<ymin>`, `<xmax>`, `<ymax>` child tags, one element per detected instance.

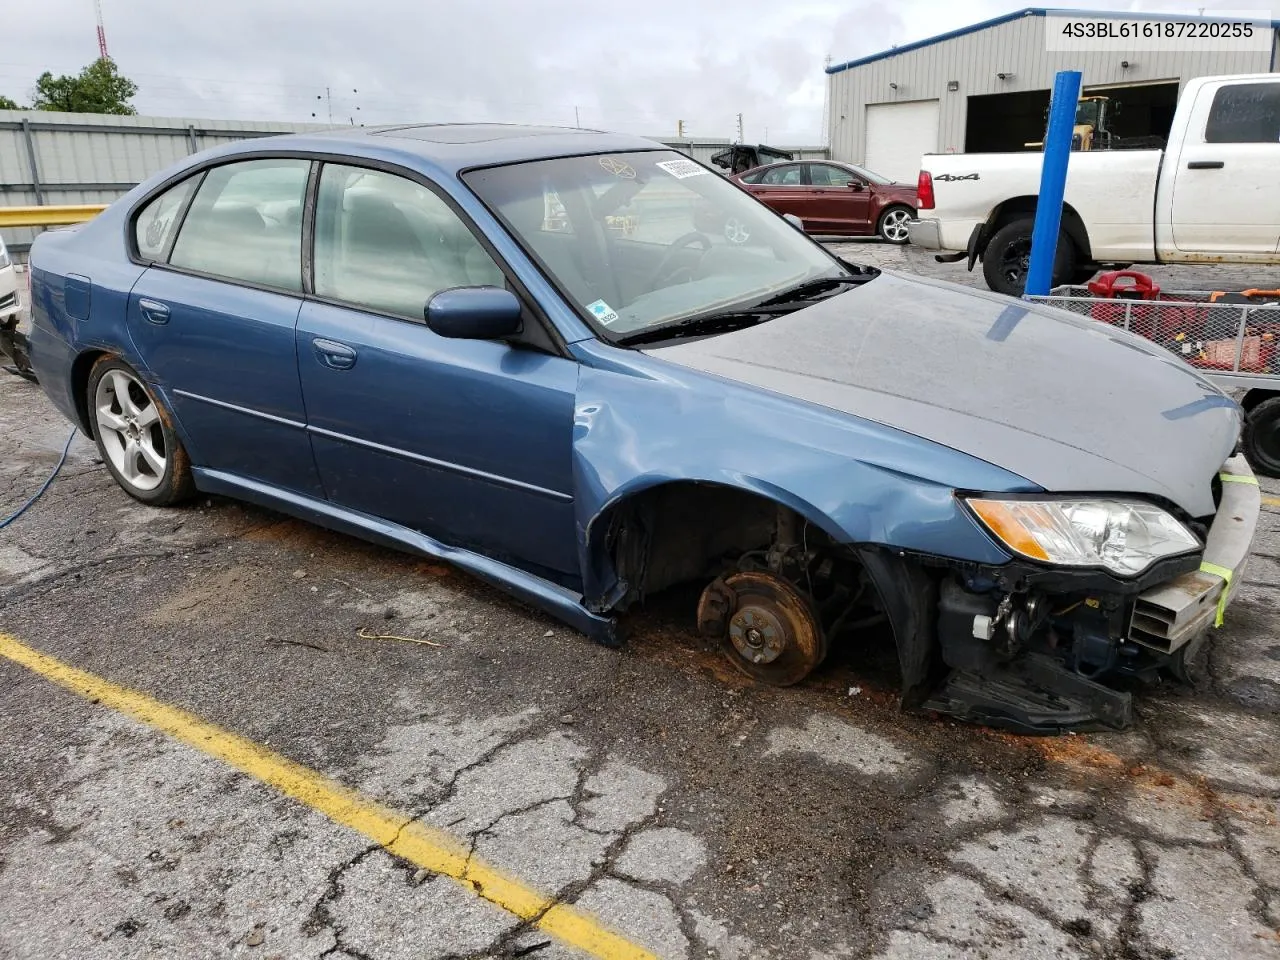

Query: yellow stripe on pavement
<box><xmin>1263</xmin><ymin>495</ymin><xmax>1280</xmax><ymax>508</ymax></box>
<box><xmin>0</xmin><ymin>632</ymin><xmax>657</xmax><ymax>960</ymax></box>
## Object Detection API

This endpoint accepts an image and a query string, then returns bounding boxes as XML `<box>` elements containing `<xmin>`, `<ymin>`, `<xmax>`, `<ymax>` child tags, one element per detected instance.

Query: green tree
<box><xmin>0</xmin><ymin>94</ymin><xmax>21</xmax><ymax>110</ymax></box>
<box><xmin>31</xmin><ymin>58</ymin><xmax>137</xmax><ymax>115</ymax></box>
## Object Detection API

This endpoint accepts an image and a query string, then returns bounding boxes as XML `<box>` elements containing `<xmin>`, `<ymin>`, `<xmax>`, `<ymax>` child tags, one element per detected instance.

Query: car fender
<box><xmin>569</xmin><ymin>348</ymin><xmax>1025</xmax><ymax>608</ymax></box>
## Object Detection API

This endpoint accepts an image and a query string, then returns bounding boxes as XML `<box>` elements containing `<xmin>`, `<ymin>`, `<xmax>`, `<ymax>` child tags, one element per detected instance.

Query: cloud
<box><xmin>1</xmin><ymin>0</ymin><xmax>1266</xmax><ymax>144</ymax></box>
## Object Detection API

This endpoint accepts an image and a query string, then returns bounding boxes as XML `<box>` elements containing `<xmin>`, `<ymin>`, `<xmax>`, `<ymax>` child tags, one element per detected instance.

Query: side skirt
<box><xmin>192</xmin><ymin>468</ymin><xmax>619</xmax><ymax>646</ymax></box>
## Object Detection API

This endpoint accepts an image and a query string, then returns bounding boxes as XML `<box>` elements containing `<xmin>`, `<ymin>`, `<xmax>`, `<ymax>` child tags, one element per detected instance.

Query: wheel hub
<box><xmin>729</xmin><ymin>605</ymin><xmax>786</xmax><ymax>664</ymax></box>
<box><xmin>696</xmin><ymin>570</ymin><xmax>826</xmax><ymax>686</ymax></box>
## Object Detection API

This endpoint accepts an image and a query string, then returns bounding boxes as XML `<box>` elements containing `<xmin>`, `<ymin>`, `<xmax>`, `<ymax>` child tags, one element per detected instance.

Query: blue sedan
<box><xmin>28</xmin><ymin>125</ymin><xmax>1259</xmax><ymax>732</ymax></box>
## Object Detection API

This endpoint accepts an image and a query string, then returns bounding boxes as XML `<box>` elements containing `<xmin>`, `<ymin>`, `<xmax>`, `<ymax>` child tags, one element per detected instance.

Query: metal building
<box><xmin>826</xmin><ymin>7</ymin><xmax>1280</xmax><ymax>181</ymax></box>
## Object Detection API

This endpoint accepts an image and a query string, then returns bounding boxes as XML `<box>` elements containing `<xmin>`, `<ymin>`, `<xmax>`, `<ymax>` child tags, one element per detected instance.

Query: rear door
<box><xmin>743</xmin><ymin>163</ymin><xmax>809</xmax><ymax>222</ymax></box>
<box><xmin>803</xmin><ymin>162</ymin><xmax>872</xmax><ymax>234</ymax></box>
<box><xmin>126</xmin><ymin>157</ymin><xmax>322</xmax><ymax>496</ymax></box>
<box><xmin>1169</xmin><ymin>78</ymin><xmax>1280</xmax><ymax>258</ymax></box>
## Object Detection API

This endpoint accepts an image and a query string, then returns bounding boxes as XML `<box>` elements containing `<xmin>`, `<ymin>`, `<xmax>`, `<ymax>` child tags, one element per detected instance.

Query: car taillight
<box><xmin>917</xmin><ymin>170</ymin><xmax>935</xmax><ymax>210</ymax></box>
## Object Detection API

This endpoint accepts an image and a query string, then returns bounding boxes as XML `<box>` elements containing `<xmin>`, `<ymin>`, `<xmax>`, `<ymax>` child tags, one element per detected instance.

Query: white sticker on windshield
<box><xmin>586</xmin><ymin>299</ymin><xmax>620</xmax><ymax>326</ymax></box>
<box><xmin>655</xmin><ymin>158</ymin><xmax>709</xmax><ymax>179</ymax></box>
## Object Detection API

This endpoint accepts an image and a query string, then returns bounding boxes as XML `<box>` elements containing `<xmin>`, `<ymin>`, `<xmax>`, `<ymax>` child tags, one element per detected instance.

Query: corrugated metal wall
<box><xmin>0</xmin><ymin>111</ymin><xmax>826</xmax><ymax>256</ymax></box>
<box><xmin>827</xmin><ymin>10</ymin><xmax>1279</xmax><ymax>164</ymax></box>
<box><xmin>0</xmin><ymin>110</ymin><xmax>325</xmax><ymax>252</ymax></box>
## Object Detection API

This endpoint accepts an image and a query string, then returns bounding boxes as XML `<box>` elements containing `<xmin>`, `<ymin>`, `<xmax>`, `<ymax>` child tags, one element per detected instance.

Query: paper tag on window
<box><xmin>655</xmin><ymin>158</ymin><xmax>709</xmax><ymax>179</ymax></box>
<box><xmin>586</xmin><ymin>299</ymin><xmax>620</xmax><ymax>325</ymax></box>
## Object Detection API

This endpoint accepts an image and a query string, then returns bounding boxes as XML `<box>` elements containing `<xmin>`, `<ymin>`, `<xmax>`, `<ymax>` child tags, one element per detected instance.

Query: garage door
<box><xmin>864</xmin><ymin>100</ymin><xmax>940</xmax><ymax>183</ymax></box>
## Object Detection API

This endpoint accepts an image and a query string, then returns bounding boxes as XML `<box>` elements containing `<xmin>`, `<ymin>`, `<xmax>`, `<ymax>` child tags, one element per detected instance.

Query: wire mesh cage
<box><xmin>1024</xmin><ymin>285</ymin><xmax>1280</xmax><ymax>377</ymax></box>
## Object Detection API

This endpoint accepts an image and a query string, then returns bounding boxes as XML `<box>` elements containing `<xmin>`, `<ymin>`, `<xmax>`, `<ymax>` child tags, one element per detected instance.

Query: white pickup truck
<box><xmin>908</xmin><ymin>73</ymin><xmax>1280</xmax><ymax>296</ymax></box>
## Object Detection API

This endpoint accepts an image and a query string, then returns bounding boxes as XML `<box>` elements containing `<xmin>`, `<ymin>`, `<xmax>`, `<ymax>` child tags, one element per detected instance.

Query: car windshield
<box><xmin>463</xmin><ymin>151</ymin><xmax>849</xmax><ymax>339</ymax></box>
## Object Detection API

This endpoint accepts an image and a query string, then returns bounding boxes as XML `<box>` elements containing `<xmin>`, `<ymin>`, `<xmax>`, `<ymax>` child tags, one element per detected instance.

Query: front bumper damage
<box><xmin>918</xmin><ymin>455</ymin><xmax>1261</xmax><ymax>733</ymax></box>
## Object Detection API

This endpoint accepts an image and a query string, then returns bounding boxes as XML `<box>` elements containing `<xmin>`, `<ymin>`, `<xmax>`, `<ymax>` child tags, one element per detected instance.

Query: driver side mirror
<box><xmin>426</xmin><ymin>287</ymin><xmax>522</xmax><ymax>340</ymax></box>
<box><xmin>782</xmin><ymin>213</ymin><xmax>805</xmax><ymax>231</ymax></box>
<box><xmin>847</xmin><ymin>180</ymin><xmax>865</xmax><ymax>191</ymax></box>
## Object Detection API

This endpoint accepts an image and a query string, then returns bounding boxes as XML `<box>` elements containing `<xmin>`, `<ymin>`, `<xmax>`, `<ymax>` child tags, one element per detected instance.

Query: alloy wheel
<box><xmin>95</xmin><ymin>369</ymin><xmax>167</xmax><ymax>492</ymax></box>
<box><xmin>881</xmin><ymin>208</ymin><xmax>911</xmax><ymax>242</ymax></box>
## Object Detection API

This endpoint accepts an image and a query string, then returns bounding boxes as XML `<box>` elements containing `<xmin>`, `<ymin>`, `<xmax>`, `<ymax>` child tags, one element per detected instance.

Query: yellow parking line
<box><xmin>0</xmin><ymin>633</ymin><xmax>656</xmax><ymax>960</ymax></box>
<box><xmin>1263</xmin><ymin>495</ymin><xmax>1280</xmax><ymax>508</ymax></box>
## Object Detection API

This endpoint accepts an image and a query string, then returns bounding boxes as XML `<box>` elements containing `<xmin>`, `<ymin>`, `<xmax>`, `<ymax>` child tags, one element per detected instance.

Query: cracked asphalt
<box><xmin>2</xmin><ymin>250</ymin><xmax>1280</xmax><ymax>959</ymax></box>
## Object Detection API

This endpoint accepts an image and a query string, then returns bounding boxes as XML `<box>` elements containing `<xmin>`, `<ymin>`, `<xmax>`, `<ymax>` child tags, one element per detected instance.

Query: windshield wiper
<box><xmin>750</xmin><ymin>274</ymin><xmax>863</xmax><ymax>309</ymax></box>
<box><xmin>616</xmin><ymin>275</ymin><xmax>867</xmax><ymax>347</ymax></box>
<box><xmin>615</xmin><ymin>307</ymin><xmax>792</xmax><ymax>346</ymax></box>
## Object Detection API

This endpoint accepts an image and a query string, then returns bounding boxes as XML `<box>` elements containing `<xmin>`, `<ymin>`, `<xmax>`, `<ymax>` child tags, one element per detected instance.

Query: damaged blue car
<box><xmin>27</xmin><ymin>125</ymin><xmax>1260</xmax><ymax>733</ymax></box>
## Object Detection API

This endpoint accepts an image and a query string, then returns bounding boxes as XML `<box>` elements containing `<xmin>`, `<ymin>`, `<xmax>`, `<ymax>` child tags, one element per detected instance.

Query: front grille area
<box><xmin>0</xmin><ymin>291</ymin><xmax>16</xmax><ymax>311</ymax></box>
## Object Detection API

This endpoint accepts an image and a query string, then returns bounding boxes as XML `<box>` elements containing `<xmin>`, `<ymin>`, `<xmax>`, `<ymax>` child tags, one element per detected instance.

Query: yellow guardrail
<box><xmin>0</xmin><ymin>204</ymin><xmax>108</xmax><ymax>228</ymax></box>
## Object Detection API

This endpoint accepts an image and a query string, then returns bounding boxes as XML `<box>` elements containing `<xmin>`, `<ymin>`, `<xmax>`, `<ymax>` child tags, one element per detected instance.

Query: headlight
<box><xmin>966</xmin><ymin>497</ymin><xmax>1200</xmax><ymax>576</ymax></box>
<box><xmin>0</xmin><ymin>236</ymin><xmax>9</xmax><ymax>269</ymax></box>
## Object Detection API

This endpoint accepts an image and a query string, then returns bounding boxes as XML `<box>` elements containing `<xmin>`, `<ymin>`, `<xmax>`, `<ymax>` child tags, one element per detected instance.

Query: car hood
<box><xmin>644</xmin><ymin>272</ymin><xmax>1240</xmax><ymax>517</ymax></box>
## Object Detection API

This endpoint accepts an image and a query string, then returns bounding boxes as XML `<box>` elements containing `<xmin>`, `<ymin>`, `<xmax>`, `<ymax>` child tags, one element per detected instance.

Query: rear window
<box><xmin>1204</xmin><ymin>83</ymin><xmax>1280</xmax><ymax>144</ymax></box>
<box><xmin>134</xmin><ymin>176</ymin><xmax>198</xmax><ymax>261</ymax></box>
<box><xmin>168</xmin><ymin>159</ymin><xmax>310</xmax><ymax>292</ymax></box>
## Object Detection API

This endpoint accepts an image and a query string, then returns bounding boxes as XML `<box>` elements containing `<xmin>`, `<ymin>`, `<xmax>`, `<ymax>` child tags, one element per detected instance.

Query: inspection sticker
<box><xmin>586</xmin><ymin>299</ymin><xmax>620</xmax><ymax>325</ymax></box>
<box><xmin>655</xmin><ymin>157</ymin><xmax>709</xmax><ymax>179</ymax></box>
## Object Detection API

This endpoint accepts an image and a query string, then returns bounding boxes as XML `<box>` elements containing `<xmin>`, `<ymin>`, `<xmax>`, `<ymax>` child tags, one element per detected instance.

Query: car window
<box><xmin>759</xmin><ymin>165</ymin><xmax>802</xmax><ymax>186</ymax></box>
<box><xmin>1204</xmin><ymin>82</ymin><xmax>1280</xmax><ymax>143</ymax></box>
<box><xmin>809</xmin><ymin>164</ymin><xmax>858</xmax><ymax>187</ymax></box>
<box><xmin>313</xmin><ymin>164</ymin><xmax>505</xmax><ymax>320</ymax></box>
<box><xmin>739</xmin><ymin>170</ymin><xmax>764</xmax><ymax>184</ymax></box>
<box><xmin>134</xmin><ymin>176</ymin><xmax>199</xmax><ymax>261</ymax></box>
<box><xmin>168</xmin><ymin>158</ymin><xmax>310</xmax><ymax>291</ymax></box>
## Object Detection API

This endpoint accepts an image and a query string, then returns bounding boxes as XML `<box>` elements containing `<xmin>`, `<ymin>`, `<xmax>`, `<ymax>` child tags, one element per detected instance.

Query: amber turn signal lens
<box><xmin>968</xmin><ymin>499</ymin><xmax>1051</xmax><ymax>561</ymax></box>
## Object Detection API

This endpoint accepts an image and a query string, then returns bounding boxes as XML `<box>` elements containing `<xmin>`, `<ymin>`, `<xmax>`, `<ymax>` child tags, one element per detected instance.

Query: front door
<box><xmin>295</xmin><ymin>163</ymin><xmax>580</xmax><ymax>581</ymax></box>
<box><xmin>1170</xmin><ymin>78</ymin><xmax>1280</xmax><ymax>258</ymax></box>
<box><xmin>125</xmin><ymin>157</ymin><xmax>322</xmax><ymax>496</ymax></box>
<box><xmin>803</xmin><ymin>163</ymin><xmax>872</xmax><ymax>234</ymax></box>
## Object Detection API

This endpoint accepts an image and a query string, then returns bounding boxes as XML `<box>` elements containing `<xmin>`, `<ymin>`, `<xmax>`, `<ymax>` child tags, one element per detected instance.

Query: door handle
<box><xmin>312</xmin><ymin>338</ymin><xmax>357</xmax><ymax>371</ymax></box>
<box><xmin>1186</xmin><ymin>160</ymin><xmax>1224</xmax><ymax>169</ymax></box>
<box><xmin>138</xmin><ymin>298</ymin><xmax>170</xmax><ymax>325</ymax></box>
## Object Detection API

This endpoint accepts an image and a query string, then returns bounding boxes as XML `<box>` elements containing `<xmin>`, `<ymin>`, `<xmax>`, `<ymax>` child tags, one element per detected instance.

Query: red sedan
<box><xmin>733</xmin><ymin>160</ymin><xmax>918</xmax><ymax>244</ymax></box>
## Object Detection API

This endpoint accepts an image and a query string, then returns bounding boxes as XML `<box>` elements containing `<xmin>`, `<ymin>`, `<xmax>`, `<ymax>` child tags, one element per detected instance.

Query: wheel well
<box><xmin>1241</xmin><ymin>389</ymin><xmax>1279</xmax><ymax>413</ymax></box>
<box><xmin>985</xmin><ymin>196</ymin><xmax>1092</xmax><ymax>261</ymax></box>
<box><xmin>599</xmin><ymin>482</ymin><xmax>782</xmax><ymax>608</ymax></box>
<box><xmin>70</xmin><ymin>349</ymin><xmax>111</xmax><ymax>437</ymax></box>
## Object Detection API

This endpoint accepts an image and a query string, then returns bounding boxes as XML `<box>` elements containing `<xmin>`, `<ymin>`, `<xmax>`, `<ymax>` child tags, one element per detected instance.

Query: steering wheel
<box><xmin>649</xmin><ymin>231</ymin><xmax>713</xmax><ymax>287</ymax></box>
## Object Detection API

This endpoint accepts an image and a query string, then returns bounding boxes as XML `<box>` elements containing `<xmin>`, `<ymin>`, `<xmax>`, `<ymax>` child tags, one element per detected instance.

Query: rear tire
<box><xmin>1242</xmin><ymin>397</ymin><xmax>1280</xmax><ymax>479</ymax></box>
<box><xmin>982</xmin><ymin>217</ymin><xmax>1076</xmax><ymax>297</ymax></box>
<box><xmin>88</xmin><ymin>356</ymin><xmax>195</xmax><ymax>506</ymax></box>
<box><xmin>876</xmin><ymin>205</ymin><xmax>914</xmax><ymax>244</ymax></box>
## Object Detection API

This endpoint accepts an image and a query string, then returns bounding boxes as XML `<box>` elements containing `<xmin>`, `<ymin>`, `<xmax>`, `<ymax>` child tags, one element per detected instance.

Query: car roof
<box><xmin>206</xmin><ymin>123</ymin><xmax>670</xmax><ymax>175</ymax></box>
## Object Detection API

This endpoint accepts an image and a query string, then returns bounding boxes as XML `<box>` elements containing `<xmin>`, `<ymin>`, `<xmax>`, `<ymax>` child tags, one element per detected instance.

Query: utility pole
<box><xmin>821</xmin><ymin>54</ymin><xmax>833</xmax><ymax>146</ymax></box>
<box><xmin>677</xmin><ymin>119</ymin><xmax>685</xmax><ymax>138</ymax></box>
<box><xmin>574</xmin><ymin>106</ymin><xmax>580</xmax><ymax>128</ymax></box>
<box><xmin>315</xmin><ymin>88</ymin><xmax>334</xmax><ymax>125</ymax></box>
<box><xmin>736</xmin><ymin>113</ymin><xmax>744</xmax><ymax>143</ymax></box>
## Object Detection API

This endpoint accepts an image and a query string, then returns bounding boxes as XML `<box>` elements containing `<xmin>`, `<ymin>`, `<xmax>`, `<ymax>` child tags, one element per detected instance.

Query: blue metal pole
<box><xmin>1024</xmin><ymin>70</ymin><xmax>1082</xmax><ymax>297</ymax></box>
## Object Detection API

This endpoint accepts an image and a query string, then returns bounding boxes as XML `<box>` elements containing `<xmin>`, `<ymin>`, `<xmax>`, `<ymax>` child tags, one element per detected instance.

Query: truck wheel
<box><xmin>876</xmin><ymin>205</ymin><xmax>914</xmax><ymax>244</ymax></box>
<box><xmin>982</xmin><ymin>217</ymin><xmax>1076</xmax><ymax>297</ymax></box>
<box><xmin>1242</xmin><ymin>397</ymin><xmax>1280</xmax><ymax>479</ymax></box>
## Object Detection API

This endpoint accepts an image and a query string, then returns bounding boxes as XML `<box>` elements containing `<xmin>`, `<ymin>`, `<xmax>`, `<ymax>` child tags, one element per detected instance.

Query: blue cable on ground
<box><xmin>0</xmin><ymin>427</ymin><xmax>77</xmax><ymax>530</ymax></box>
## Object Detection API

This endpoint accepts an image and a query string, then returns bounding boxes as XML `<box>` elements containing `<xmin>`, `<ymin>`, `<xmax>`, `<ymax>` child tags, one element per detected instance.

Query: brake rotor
<box><xmin>698</xmin><ymin>570</ymin><xmax>826</xmax><ymax>686</ymax></box>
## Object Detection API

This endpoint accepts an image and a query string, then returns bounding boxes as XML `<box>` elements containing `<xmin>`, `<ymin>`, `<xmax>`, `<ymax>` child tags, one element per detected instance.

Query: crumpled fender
<box><xmin>568</xmin><ymin>341</ymin><xmax>1033</xmax><ymax>609</ymax></box>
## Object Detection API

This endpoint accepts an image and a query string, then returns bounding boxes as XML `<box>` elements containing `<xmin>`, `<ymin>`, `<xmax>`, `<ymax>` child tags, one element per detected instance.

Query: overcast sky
<box><xmin>1</xmin><ymin>0</ymin><xmax>1264</xmax><ymax>144</ymax></box>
